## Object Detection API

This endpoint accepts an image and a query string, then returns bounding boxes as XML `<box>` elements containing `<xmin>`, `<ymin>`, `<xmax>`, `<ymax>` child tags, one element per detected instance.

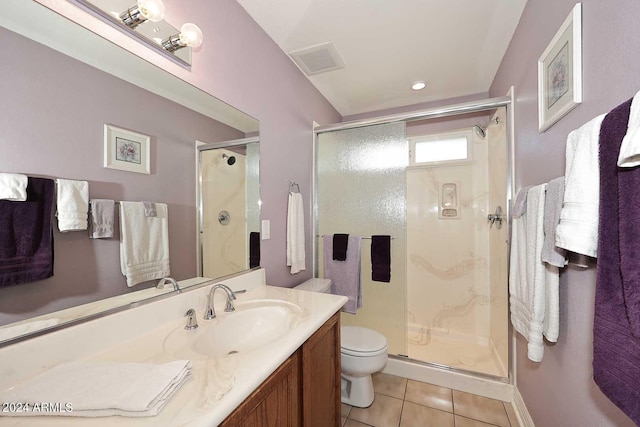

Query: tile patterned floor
<box><xmin>341</xmin><ymin>373</ymin><xmax>519</xmax><ymax>427</ymax></box>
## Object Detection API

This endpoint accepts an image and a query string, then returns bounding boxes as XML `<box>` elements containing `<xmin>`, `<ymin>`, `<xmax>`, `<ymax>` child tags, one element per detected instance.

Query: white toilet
<box><xmin>295</xmin><ymin>278</ymin><xmax>388</xmax><ymax>408</ymax></box>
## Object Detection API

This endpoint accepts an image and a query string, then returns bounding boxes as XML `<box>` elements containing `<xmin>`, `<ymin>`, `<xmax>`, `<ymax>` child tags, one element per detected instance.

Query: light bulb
<box><xmin>179</xmin><ymin>23</ymin><xmax>204</xmax><ymax>48</ymax></box>
<box><xmin>137</xmin><ymin>0</ymin><xmax>165</xmax><ymax>23</ymax></box>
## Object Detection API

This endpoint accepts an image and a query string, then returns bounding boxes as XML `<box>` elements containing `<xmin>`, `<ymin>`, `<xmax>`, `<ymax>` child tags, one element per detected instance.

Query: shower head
<box><xmin>473</xmin><ymin>124</ymin><xmax>486</xmax><ymax>139</ymax></box>
<box><xmin>473</xmin><ymin>116</ymin><xmax>500</xmax><ymax>139</ymax></box>
<box><xmin>222</xmin><ymin>154</ymin><xmax>236</xmax><ymax>165</ymax></box>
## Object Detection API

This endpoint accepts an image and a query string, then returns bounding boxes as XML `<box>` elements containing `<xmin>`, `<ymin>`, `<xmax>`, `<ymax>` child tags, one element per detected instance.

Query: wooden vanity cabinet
<box><xmin>221</xmin><ymin>312</ymin><xmax>341</xmax><ymax>427</ymax></box>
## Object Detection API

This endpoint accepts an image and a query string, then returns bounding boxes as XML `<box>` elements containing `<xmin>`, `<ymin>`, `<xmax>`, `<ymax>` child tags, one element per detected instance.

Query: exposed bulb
<box><xmin>179</xmin><ymin>23</ymin><xmax>204</xmax><ymax>48</ymax></box>
<box><xmin>138</xmin><ymin>0</ymin><xmax>165</xmax><ymax>22</ymax></box>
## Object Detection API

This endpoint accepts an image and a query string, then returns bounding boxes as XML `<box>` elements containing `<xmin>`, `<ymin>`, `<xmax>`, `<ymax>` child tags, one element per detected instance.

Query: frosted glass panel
<box><xmin>316</xmin><ymin>122</ymin><xmax>407</xmax><ymax>356</ymax></box>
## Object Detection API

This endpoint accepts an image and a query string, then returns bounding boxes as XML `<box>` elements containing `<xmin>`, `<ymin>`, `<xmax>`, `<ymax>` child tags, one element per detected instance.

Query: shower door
<box><xmin>316</xmin><ymin>122</ymin><xmax>408</xmax><ymax>356</ymax></box>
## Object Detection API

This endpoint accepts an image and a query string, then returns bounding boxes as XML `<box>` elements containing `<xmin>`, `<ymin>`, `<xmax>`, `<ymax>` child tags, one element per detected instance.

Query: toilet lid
<box><xmin>341</xmin><ymin>326</ymin><xmax>388</xmax><ymax>356</ymax></box>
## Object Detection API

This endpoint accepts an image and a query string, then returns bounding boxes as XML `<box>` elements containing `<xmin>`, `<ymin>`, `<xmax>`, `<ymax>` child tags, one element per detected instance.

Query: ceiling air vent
<box><xmin>288</xmin><ymin>42</ymin><xmax>345</xmax><ymax>76</ymax></box>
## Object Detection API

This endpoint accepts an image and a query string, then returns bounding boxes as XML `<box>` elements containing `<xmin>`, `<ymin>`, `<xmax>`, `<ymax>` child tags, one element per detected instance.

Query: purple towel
<box><xmin>371</xmin><ymin>235</ymin><xmax>391</xmax><ymax>282</ymax></box>
<box><xmin>0</xmin><ymin>177</ymin><xmax>55</xmax><ymax>286</ymax></box>
<box><xmin>594</xmin><ymin>98</ymin><xmax>640</xmax><ymax>424</ymax></box>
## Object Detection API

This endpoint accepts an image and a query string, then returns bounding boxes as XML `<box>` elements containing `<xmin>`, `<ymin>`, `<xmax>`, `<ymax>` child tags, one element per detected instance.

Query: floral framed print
<box><xmin>538</xmin><ymin>3</ymin><xmax>582</xmax><ymax>133</ymax></box>
<box><xmin>104</xmin><ymin>124</ymin><xmax>150</xmax><ymax>174</ymax></box>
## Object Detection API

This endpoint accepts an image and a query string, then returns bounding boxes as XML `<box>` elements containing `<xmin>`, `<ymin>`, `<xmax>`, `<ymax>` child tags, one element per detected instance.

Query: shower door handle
<box><xmin>488</xmin><ymin>206</ymin><xmax>504</xmax><ymax>229</ymax></box>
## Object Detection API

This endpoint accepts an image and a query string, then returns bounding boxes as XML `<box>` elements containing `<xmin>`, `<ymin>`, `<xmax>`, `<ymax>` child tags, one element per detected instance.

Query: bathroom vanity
<box><xmin>0</xmin><ymin>269</ymin><xmax>347</xmax><ymax>426</ymax></box>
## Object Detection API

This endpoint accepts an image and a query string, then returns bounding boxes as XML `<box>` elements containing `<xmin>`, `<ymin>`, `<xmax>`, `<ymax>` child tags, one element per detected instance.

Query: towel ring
<box><xmin>289</xmin><ymin>181</ymin><xmax>300</xmax><ymax>193</ymax></box>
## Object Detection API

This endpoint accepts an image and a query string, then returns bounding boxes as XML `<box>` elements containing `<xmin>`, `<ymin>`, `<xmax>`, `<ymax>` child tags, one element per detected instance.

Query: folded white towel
<box><xmin>120</xmin><ymin>202</ymin><xmax>170</xmax><ymax>287</ymax></box>
<box><xmin>286</xmin><ymin>192</ymin><xmax>306</xmax><ymax>274</ymax></box>
<box><xmin>0</xmin><ymin>172</ymin><xmax>28</xmax><ymax>201</ymax></box>
<box><xmin>90</xmin><ymin>199</ymin><xmax>115</xmax><ymax>239</ymax></box>
<box><xmin>617</xmin><ymin>90</ymin><xmax>640</xmax><ymax>167</ymax></box>
<box><xmin>555</xmin><ymin>115</ymin><xmax>605</xmax><ymax>258</ymax></box>
<box><xmin>509</xmin><ymin>185</ymin><xmax>559</xmax><ymax>362</ymax></box>
<box><xmin>0</xmin><ymin>360</ymin><xmax>192</xmax><ymax>417</ymax></box>
<box><xmin>55</xmin><ymin>179</ymin><xmax>89</xmax><ymax>232</ymax></box>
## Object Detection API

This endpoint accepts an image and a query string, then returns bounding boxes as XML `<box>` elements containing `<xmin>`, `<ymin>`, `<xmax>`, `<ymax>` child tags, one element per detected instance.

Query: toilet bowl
<box><xmin>294</xmin><ymin>278</ymin><xmax>388</xmax><ymax>408</ymax></box>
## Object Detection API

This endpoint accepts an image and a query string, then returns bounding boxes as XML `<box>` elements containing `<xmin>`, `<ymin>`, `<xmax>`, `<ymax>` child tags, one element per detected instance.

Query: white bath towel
<box><xmin>555</xmin><ymin>114</ymin><xmax>605</xmax><ymax>258</ymax></box>
<box><xmin>0</xmin><ymin>360</ymin><xmax>192</xmax><ymax>417</ymax></box>
<box><xmin>617</xmin><ymin>90</ymin><xmax>640</xmax><ymax>167</ymax></box>
<box><xmin>286</xmin><ymin>192</ymin><xmax>306</xmax><ymax>274</ymax></box>
<box><xmin>509</xmin><ymin>185</ymin><xmax>559</xmax><ymax>362</ymax></box>
<box><xmin>89</xmin><ymin>199</ymin><xmax>115</xmax><ymax>239</ymax></box>
<box><xmin>55</xmin><ymin>179</ymin><xmax>89</xmax><ymax>232</ymax></box>
<box><xmin>120</xmin><ymin>201</ymin><xmax>170</xmax><ymax>287</ymax></box>
<box><xmin>323</xmin><ymin>235</ymin><xmax>362</xmax><ymax>314</ymax></box>
<box><xmin>0</xmin><ymin>172</ymin><xmax>27</xmax><ymax>201</ymax></box>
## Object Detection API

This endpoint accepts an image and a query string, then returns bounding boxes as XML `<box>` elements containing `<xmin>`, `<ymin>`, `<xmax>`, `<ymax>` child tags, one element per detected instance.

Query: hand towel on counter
<box><xmin>55</xmin><ymin>178</ymin><xmax>89</xmax><ymax>232</ymax></box>
<box><xmin>371</xmin><ymin>235</ymin><xmax>391</xmax><ymax>283</ymax></box>
<box><xmin>617</xmin><ymin>89</ymin><xmax>640</xmax><ymax>167</ymax></box>
<box><xmin>323</xmin><ymin>234</ymin><xmax>362</xmax><ymax>314</ymax></box>
<box><xmin>0</xmin><ymin>172</ymin><xmax>28</xmax><ymax>201</ymax></box>
<box><xmin>541</xmin><ymin>177</ymin><xmax>567</xmax><ymax>268</ymax></box>
<box><xmin>89</xmin><ymin>199</ymin><xmax>115</xmax><ymax>239</ymax></box>
<box><xmin>119</xmin><ymin>201</ymin><xmax>170</xmax><ymax>287</ymax></box>
<box><xmin>594</xmin><ymin>98</ymin><xmax>640</xmax><ymax>425</ymax></box>
<box><xmin>0</xmin><ymin>177</ymin><xmax>54</xmax><ymax>287</ymax></box>
<box><xmin>555</xmin><ymin>114</ymin><xmax>606</xmax><ymax>258</ymax></box>
<box><xmin>0</xmin><ymin>360</ymin><xmax>192</xmax><ymax>417</ymax></box>
<box><xmin>286</xmin><ymin>192</ymin><xmax>305</xmax><ymax>274</ymax></box>
<box><xmin>332</xmin><ymin>233</ymin><xmax>349</xmax><ymax>261</ymax></box>
<box><xmin>509</xmin><ymin>185</ymin><xmax>560</xmax><ymax>362</ymax></box>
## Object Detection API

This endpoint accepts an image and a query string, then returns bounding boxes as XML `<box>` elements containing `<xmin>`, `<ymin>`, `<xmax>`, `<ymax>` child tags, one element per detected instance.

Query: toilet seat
<box><xmin>341</xmin><ymin>326</ymin><xmax>388</xmax><ymax>357</ymax></box>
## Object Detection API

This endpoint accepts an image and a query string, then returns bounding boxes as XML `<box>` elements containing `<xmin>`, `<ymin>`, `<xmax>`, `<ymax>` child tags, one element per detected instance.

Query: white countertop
<box><xmin>0</xmin><ymin>270</ymin><xmax>347</xmax><ymax>426</ymax></box>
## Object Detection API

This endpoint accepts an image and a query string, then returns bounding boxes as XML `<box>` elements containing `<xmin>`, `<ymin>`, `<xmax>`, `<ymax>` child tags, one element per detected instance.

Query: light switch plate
<box><xmin>261</xmin><ymin>220</ymin><xmax>270</xmax><ymax>240</ymax></box>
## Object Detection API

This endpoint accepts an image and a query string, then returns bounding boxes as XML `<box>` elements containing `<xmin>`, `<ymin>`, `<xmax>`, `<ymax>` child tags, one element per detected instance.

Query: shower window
<box><xmin>410</xmin><ymin>129</ymin><xmax>472</xmax><ymax>166</ymax></box>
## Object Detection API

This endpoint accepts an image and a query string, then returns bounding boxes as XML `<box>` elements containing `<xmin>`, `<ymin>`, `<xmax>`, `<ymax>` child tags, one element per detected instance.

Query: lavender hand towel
<box><xmin>323</xmin><ymin>235</ymin><xmax>362</xmax><ymax>314</ymax></box>
<box><xmin>541</xmin><ymin>177</ymin><xmax>567</xmax><ymax>267</ymax></box>
<box><xmin>594</xmin><ymin>98</ymin><xmax>640</xmax><ymax>425</ymax></box>
<box><xmin>90</xmin><ymin>199</ymin><xmax>114</xmax><ymax>239</ymax></box>
<box><xmin>0</xmin><ymin>177</ymin><xmax>54</xmax><ymax>286</ymax></box>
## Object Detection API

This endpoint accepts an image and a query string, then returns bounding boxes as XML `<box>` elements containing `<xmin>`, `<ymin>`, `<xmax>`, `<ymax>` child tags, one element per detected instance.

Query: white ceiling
<box><xmin>236</xmin><ymin>0</ymin><xmax>528</xmax><ymax>117</ymax></box>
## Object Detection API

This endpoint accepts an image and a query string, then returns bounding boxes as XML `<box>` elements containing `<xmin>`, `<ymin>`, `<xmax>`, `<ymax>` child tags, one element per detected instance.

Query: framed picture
<box><xmin>538</xmin><ymin>3</ymin><xmax>582</xmax><ymax>132</ymax></box>
<box><xmin>104</xmin><ymin>124</ymin><xmax>150</xmax><ymax>174</ymax></box>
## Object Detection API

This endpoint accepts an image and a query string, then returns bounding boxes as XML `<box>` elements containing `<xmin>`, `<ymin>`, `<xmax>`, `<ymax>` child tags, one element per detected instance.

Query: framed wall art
<box><xmin>538</xmin><ymin>3</ymin><xmax>582</xmax><ymax>132</ymax></box>
<box><xmin>104</xmin><ymin>124</ymin><xmax>150</xmax><ymax>174</ymax></box>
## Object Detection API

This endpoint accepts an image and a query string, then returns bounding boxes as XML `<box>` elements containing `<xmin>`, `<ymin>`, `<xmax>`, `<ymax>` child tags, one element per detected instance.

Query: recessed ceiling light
<box><xmin>411</xmin><ymin>81</ymin><xmax>426</xmax><ymax>91</ymax></box>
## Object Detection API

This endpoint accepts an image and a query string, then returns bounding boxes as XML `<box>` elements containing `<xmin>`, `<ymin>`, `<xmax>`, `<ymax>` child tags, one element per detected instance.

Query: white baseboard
<box><xmin>512</xmin><ymin>387</ymin><xmax>535</xmax><ymax>427</ymax></box>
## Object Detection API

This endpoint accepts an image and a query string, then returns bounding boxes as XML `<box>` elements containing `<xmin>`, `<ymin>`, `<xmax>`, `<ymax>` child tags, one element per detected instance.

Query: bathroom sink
<box><xmin>163</xmin><ymin>299</ymin><xmax>304</xmax><ymax>359</ymax></box>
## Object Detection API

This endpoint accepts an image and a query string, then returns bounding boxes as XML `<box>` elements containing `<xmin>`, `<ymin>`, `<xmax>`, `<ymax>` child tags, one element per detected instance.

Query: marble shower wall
<box><xmin>201</xmin><ymin>148</ymin><xmax>248</xmax><ymax>278</ymax></box>
<box><xmin>406</xmin><ymin>126</ymin><xmax>491</xmax><ymax>346</ymax></box>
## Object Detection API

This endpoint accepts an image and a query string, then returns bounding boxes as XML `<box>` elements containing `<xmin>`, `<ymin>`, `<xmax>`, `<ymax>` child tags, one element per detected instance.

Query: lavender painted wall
<box><xmin>490</xmin><ymin>1</ymin><xmax>640</xmax><ymax>426</ymax></box>
<box><xmin>158</xmin><ymin>0</ymin><xmax>343</xmax><ymax>287</ymax></box>
<box><xmin>0</xmin><ymin>27</ymin><xmax>243</xmax><ymax>325</ymax></box>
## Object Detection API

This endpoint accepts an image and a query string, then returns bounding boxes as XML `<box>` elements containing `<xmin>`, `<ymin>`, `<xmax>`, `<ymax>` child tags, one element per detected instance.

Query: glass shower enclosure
<box><xmin>315</xmin><ymin>105</ymin><xmax>509</xmax><ymax>379</ymax></box>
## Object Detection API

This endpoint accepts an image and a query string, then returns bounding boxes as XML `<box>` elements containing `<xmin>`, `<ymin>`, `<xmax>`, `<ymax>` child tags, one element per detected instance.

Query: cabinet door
<box><xmin>302</xmin><ymin>312</ymin><xmax>341</xmax><ymax>427</ymax></box>
<box><xmin>221</xmin><ymin>350</ymin><xmax>301</xmax><ymax>426</ymax></box>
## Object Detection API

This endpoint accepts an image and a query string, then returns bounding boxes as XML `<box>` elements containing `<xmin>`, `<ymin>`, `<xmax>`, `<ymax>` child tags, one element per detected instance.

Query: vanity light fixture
<box><xmin>69</xmin><ymin>0</ymin><xmax>204</xmax><ymax>67</ymax></box>
<box><xmin>411</xmin><ymin>81</ymin><xmax>427</xmax><ymax>91</ymax></box>
<box><xmin>120</xmin><ymin>0</ymin><xmax>166</xmax><ymax>29</ymax></box>
<box><xmin>161</xmin><ymin>23</ymin><xmax>204</xmax><ymax>52</ymax></box>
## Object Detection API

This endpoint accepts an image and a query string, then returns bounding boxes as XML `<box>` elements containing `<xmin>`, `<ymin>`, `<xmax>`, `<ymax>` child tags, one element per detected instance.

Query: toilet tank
<box><xmin>294</xmin><ymin>278</ymin><xmax>332</xmax><ymax>293</ymax></box>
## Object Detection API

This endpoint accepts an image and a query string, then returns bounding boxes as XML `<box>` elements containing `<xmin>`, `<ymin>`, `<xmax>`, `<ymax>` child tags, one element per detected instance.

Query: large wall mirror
<box><xmin>0</xmin><ymin>0</ymin><xmax>259</xmax><ymax>342</ymax></box>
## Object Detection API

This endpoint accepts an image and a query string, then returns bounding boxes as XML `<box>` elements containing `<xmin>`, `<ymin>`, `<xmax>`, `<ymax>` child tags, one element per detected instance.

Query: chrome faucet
<box><xmin>184</xmin><ymin>309</ymin><xmax>198</xmax><ymax>330</ymax></box>
<box><xmin>157</xmin><ymin>277</ymin><xmax>180</xmax><ymax>292</ymax></box>
<box><xmin>203</xmin><ymin>284</ymin><xmax>236</xmax><ymax>320</ymax></box>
